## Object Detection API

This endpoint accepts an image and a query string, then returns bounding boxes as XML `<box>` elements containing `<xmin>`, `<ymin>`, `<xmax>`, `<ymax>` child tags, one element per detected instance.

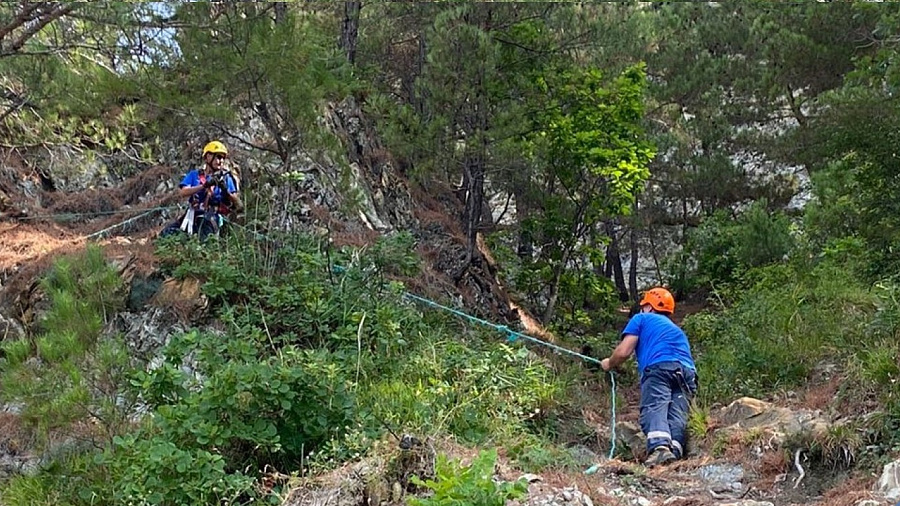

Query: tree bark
<box><xmin>606</xmin><ymin>221</ymin><xmax>629</xmax><ymax>302</ymax></box>
<box><xmin>339</xmin><ymin>1</ymin><xmax>361</xmax><ymax>64</ymax></box>
<box><xmin>628</xmin><ymin>222</ymin><xmax>639</xmax><ymax>302</ymax></box>
<box><xmin>514</xmin><ymin>185</ymin><xmax>532</xmax><ymax>260</ymax></box>
<box><xmin>0</xmin><ymin>3</ymin><xmax>80</xmax><ymax>57</ymax></box>
<box><xmin>273</xmin><ymin>3</ymin><xmax>288</xmax><ymax>24</ymax></box>
<box><xmin>454</xmin><ymin>5</ymin><xmax>491</xmax><ymax>282</ymax></box>
<box><xmin>463</xmin><ymin>152</ymin><xmax>485</xmax><ymax>266</ymax></box>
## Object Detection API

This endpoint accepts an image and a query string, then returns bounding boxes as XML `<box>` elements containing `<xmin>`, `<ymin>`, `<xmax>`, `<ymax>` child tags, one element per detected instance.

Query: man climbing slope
<box><xmin>601</xmin><ymin>287</ymin><xmax>698</xmax><ymax>467</ymax></box>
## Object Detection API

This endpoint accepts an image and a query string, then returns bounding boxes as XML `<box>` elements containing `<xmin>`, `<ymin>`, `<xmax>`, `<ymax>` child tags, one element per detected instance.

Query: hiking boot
<box><xmin>644</xmin><ymin>446</ymin><xmax>677</xmax><ymax>468</ymax></box>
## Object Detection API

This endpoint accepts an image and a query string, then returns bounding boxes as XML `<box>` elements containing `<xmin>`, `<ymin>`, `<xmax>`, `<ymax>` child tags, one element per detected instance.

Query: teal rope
<box><xmin>402</xmin><ymin>292</ymin><xmax>602</xmax><ymax>364</ymax></box>
<box><xmin>401</xmin><ymin>291</ymin><xmax>617</xmax><ymax>465</ymax></box>
<box><xmin>183</xmin><ymin>226</ymin><xmax>621</xmax><ymax>465</ymax></box>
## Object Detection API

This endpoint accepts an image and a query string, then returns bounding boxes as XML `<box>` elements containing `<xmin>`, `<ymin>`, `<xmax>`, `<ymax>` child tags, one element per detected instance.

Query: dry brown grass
<box><xmin>800</xmin><ymin>375</ymin><xmax>843</xmax><ymax>412</ymax></box>
<box><xmin>0</xmin><ymin>412</ymin><xmax>33</xmax><ymax>455</ymax></box>
<box><xmin>811</xmin><ymin>476</ymin><xmax>881</xmax><ymax>506</ymax></box>
<box><xmin>41</xmin><ymin>164</ymin><xmax>177</xmax><ymax>217</ymax></box>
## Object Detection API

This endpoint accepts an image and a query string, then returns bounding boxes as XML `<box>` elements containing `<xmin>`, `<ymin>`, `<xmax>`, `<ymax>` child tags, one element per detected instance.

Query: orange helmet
<box><xmin>640</xmin><ymin>287</ymin><xmax>675</xmax><ymax>314</ymax></box>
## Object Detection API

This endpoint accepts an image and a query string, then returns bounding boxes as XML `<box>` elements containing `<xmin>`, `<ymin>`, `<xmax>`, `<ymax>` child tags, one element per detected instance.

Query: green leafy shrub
<box><xmin>0</xmin><ymin>451</ymin><xmax>107</xmax><ymax>506</ymax></box>
<box><xmin>504</xmin><ymin>434</ymin><xmax>575</xmax><ymax>473</ymax></box>
<box><xmin>99</xmin><ymin>433</ymin><xmax>257</xmax><ymax>505</ymax></box>
<box><xmin>0</xmin><ymin>229</ymin><xmax>572</xmax><ymax>505</ymax></box>
<box><xmin>485</xmin><ymin>229</ymin><xmax>620</xmax><ymax>334</ymax></box>
<box><xmin>672</xmin><ymin>199</ymin><xmax>795</xmax><ymax>293</ymax></box>
<box><xmin>409</xmin><ymin>449</ymin><xmax>527</xmax><ymax>506</ymax></box>
<box><xmin>133</xmin><ymin>330</ymin><xmax>355</xmax><ymax>471</ymax></box>
<box><xmin>684</xmin><ymin>259</ymin><xmax>876</xmax><ymax>404</ymax></box>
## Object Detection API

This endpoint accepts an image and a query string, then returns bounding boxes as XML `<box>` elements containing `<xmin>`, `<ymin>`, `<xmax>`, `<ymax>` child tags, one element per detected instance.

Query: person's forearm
<box><xmin>606</xmin><ymin>347</ymin><xmax>631</xmax><ymax>369</ymax></box>
<box><xmin>230</xmin><ymin>193</ymin><xmax>243</xmax><ymax>210</ymax></box>
<box><xmin>179</xmin><ymin>185</ymin><xmax>203</xmax><ymax>198</ymax></box>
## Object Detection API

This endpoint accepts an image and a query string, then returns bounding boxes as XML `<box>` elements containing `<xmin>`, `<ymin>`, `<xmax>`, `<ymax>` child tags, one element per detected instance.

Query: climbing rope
<box><xmin>85</xmin><ymin>206</ymin><xmax>180</xmax><ymax>240</ymax></box>
<box><xmin>13</xmin><ymin>205</ymin><xmax>179</xmax><ymax>222</ymax></box>
<box><xmin>401</xmin><ymin>292</ymin><xmax>617</xmax><ymax>465</ymax></box>
<box><xmin>159</xmin><ymin>221</ymin><xmax>622</xmax><ymax>466</ymax></box>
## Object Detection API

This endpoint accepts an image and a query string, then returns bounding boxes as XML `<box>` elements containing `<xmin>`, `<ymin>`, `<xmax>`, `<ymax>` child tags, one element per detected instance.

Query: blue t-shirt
<box><xmin>622</xmin><ymin>313</ymin><xmax>695</xmax><ymax>375</ymax></box>
<box><xmin>179</xmin><ymin>169</ymin><xmax>237</xmax><ymax>212</ymax></box>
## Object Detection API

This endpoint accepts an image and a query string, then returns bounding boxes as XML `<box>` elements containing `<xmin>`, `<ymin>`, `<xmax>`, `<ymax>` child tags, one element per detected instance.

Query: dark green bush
<box><xmin>684</xmin><ymin>259</ymin><xmax>876</xmax><ymax>404</ymax></box>
<box><xmin>670</xmin><ymin>199</ymin><xmax>795</xmax><ymax>294</ymax></box>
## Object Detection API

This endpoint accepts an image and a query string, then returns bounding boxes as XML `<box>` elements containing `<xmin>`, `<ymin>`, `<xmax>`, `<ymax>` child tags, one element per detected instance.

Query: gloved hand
<box><xmin>203</xmin><ymin>178</ymin><xmax>218</xmax><ymax>189</ymax></box>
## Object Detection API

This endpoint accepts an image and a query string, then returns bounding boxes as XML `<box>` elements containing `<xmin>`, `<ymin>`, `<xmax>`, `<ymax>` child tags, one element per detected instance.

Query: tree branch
<box><xmin>0</xmin><ymin>2</ymin><xmax>43</xmax><ymax>42</ymax></box>
<box><xmin>2</xmin><ymin>2</ymin><xmax>80</xmax><ymax>56</ymax></box>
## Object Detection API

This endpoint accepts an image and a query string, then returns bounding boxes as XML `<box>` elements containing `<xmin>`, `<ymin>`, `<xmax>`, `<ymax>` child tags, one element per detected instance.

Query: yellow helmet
<box><xmin>202</xmin><ymin>140</ymin><xmax>228</xmax><ymax>157</ymax></box>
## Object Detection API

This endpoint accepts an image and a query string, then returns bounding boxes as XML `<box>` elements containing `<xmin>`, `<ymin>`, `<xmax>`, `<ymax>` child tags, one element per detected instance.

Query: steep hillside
<box><xmin>0</xmin><ymin>103</ymin><xmax>897</xmax><ymax>506</ymax></box>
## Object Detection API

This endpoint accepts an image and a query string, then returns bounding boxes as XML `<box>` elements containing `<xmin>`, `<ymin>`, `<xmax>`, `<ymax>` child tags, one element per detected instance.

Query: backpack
<box><xmin>221</xmin><ymin>160</ymin><xmax>242</xmax><ymax>193</ymax></box>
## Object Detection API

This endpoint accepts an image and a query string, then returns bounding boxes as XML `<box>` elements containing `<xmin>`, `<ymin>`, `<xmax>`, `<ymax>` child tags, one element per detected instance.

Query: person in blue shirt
<box><xmin>601</xmin><ymin>287</ymin><xmax>697</xmax><ymax>467</ymax></box>
<box><xmin>161</xmin><ymin>140</ymin><xmax>242</xmax><ymax>240</ymax></box>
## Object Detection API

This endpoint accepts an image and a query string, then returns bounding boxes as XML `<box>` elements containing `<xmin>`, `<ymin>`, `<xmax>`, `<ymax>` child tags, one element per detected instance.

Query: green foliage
<box><xmin>152</xmin><ymin>3</ymin><xmax>350</xmax><ymax>164</ymax></box>
<box><xmin>783</xmin><ymin>423</ymin><xmax>864</xmax><ymax>471</ymax></box>
<box><xmin>687</xmin><ymin>404</ymin><xmax>710</xmax><ymax>440</ymax></box>
<box><xmin>0</xmin><ymin>450</ymin><xmax>106</xmax><ymax>506</ymax></box>
<box><xmin>684</xmin><ymin>258</ymin><xmax>876</xmax><ymax>404</ymax></box>
<box><xmin>532</xmin><ymin>65</ymin><xmax>655</xmax><ymax>218</ymax></box>
<box><xmin>516</xmin><ymin>64</ymin><xmax>654</xmax><ymax>323</ymax></box>
<box><xmin>504</xmin><ymin>434</ymin><xmax>575</xmax><ymax>473</ymax></box>
<box><xmin>408</xmin><ymin>449</ymin><xmax>527</xmax><ymax>506</ymax></box>
<box><xmin>98</xmin><ymin>433</ymin><xmax>257</xmax><ymax>505</ymax></box>
<box><xmin>359</xmin><ymin>340</ymin><xmax>564</xmax><ymax>447</ymax></box>
<box><xmin>0</xmin><ymin>245</ymin><xmax>135</xmax><ymax>444</ymax></box>
<box><xmin>802</xmin><ymin>152</ymin><xmax>900</xmax><ymax>278</ymax></box>
<box><xmin>672</xmin><ymin>200</ymin><xmax>795</xmax><ymax>293</ymax></box>
<box><xmin>157</xmin><ymin>229</ymin><xmax>567</xmax><ymax>475</ymax></box>
<box><xmin>0</xmin><ymin>4</ymin><xmax>161</xmax><ymax>166</ymax></box>
<box><xmin>486</xmin><ymin>229</ymin><xmax>620</xmax><ymax>334</ymax></box>
<box><xmin>134</xmin><ymin>330</ymin><xmax>355</xmax><ymax>471</ymax></box>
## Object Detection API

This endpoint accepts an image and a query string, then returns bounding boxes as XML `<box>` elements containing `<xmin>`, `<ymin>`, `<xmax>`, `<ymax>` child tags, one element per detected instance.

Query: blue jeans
<box><xmin>640</xmin><ymin>361</ymin><xmax>697</xmax><ymax>458</ymax></box>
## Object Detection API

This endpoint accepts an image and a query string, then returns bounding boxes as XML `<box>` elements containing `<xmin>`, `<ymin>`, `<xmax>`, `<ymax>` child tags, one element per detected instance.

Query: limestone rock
<box><xmin>110</xmin><ymin>308</ymin><xmax>184</xmax><ymax>359</ymax></box>
<box><xmin>616</xmin><ymin>420</ymin><xmax>647</xmax><ymax>458</ymax></box>
<box><xmin>717</xmin><ymin>397</ymin><xmax>829</xmax><ymax>442</ymax></box>
<box><xmin>283</xmin><ymin>460</ymin><xmax>380</xmax><ymax>506</ymax></box>
<box><xmin>697</xmin><ymin>463</ymin><xmax>745</xmax><ymax>496</ymax></box>
<box><xmin>150</xmin><ymin>277</ymin><xmax>208</xmax><ymax>322</ymax></box>
<box><xmin>874</xmin><ymin>459</ymin><xmax>900</xmax><ymax>501</ymax></box>
<box><xmin>0</xmin><ymin>311</ymin><xmax>25</xmax><ymax>340</ymax></box>
<box><xmin>38</xmin><ymin>146</ymin><xmax>115</xmax><ymax>193</ymax></box>
<box><xmin>522</xmin><ymin>486</ymin><xmax>594</xmax><ymax>506</ymax></box>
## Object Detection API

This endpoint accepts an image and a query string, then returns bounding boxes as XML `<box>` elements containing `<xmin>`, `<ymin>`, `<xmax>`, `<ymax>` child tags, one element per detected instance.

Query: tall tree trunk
<box><xmin>273</xmin><ymin>3</ymin><xmax>288</xmax><ymax>24</ymax></box>
<box><xmin>463</xmin><ymin>151</ymin><xmax>485</xmax><ymax>268</ymax></box>
<box><xmin>629</xmin><ymin>223</ymin><xmax>639</xmax><ymax>302</ymax></box>
<box><xmin>454</xmin><ymin>6</ymin><xmax>491</xmax><ymax>281</ymax></box>
<box><xmin>646</xmin><ymin>223</ymin><xmax>663</xmax><ymax>283</ymax></box>
<box><xmin>515</xmin><ymin>185</ymin><xmax>532</xmax><ymax>260</ymax></box>
<box><xmin>544</xmin><ymin>269</ymin><xmax>562</xmax><ymax>323</ymax></box>
<box><xmin>339</xmin><ymin>1</ymin><xmax>361</xmax><ymax>64</ymax></box>
<box><xmin>606</xmin><ymin>221</ymin><xmax>629</xmax><ymax>302</ymax></box>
